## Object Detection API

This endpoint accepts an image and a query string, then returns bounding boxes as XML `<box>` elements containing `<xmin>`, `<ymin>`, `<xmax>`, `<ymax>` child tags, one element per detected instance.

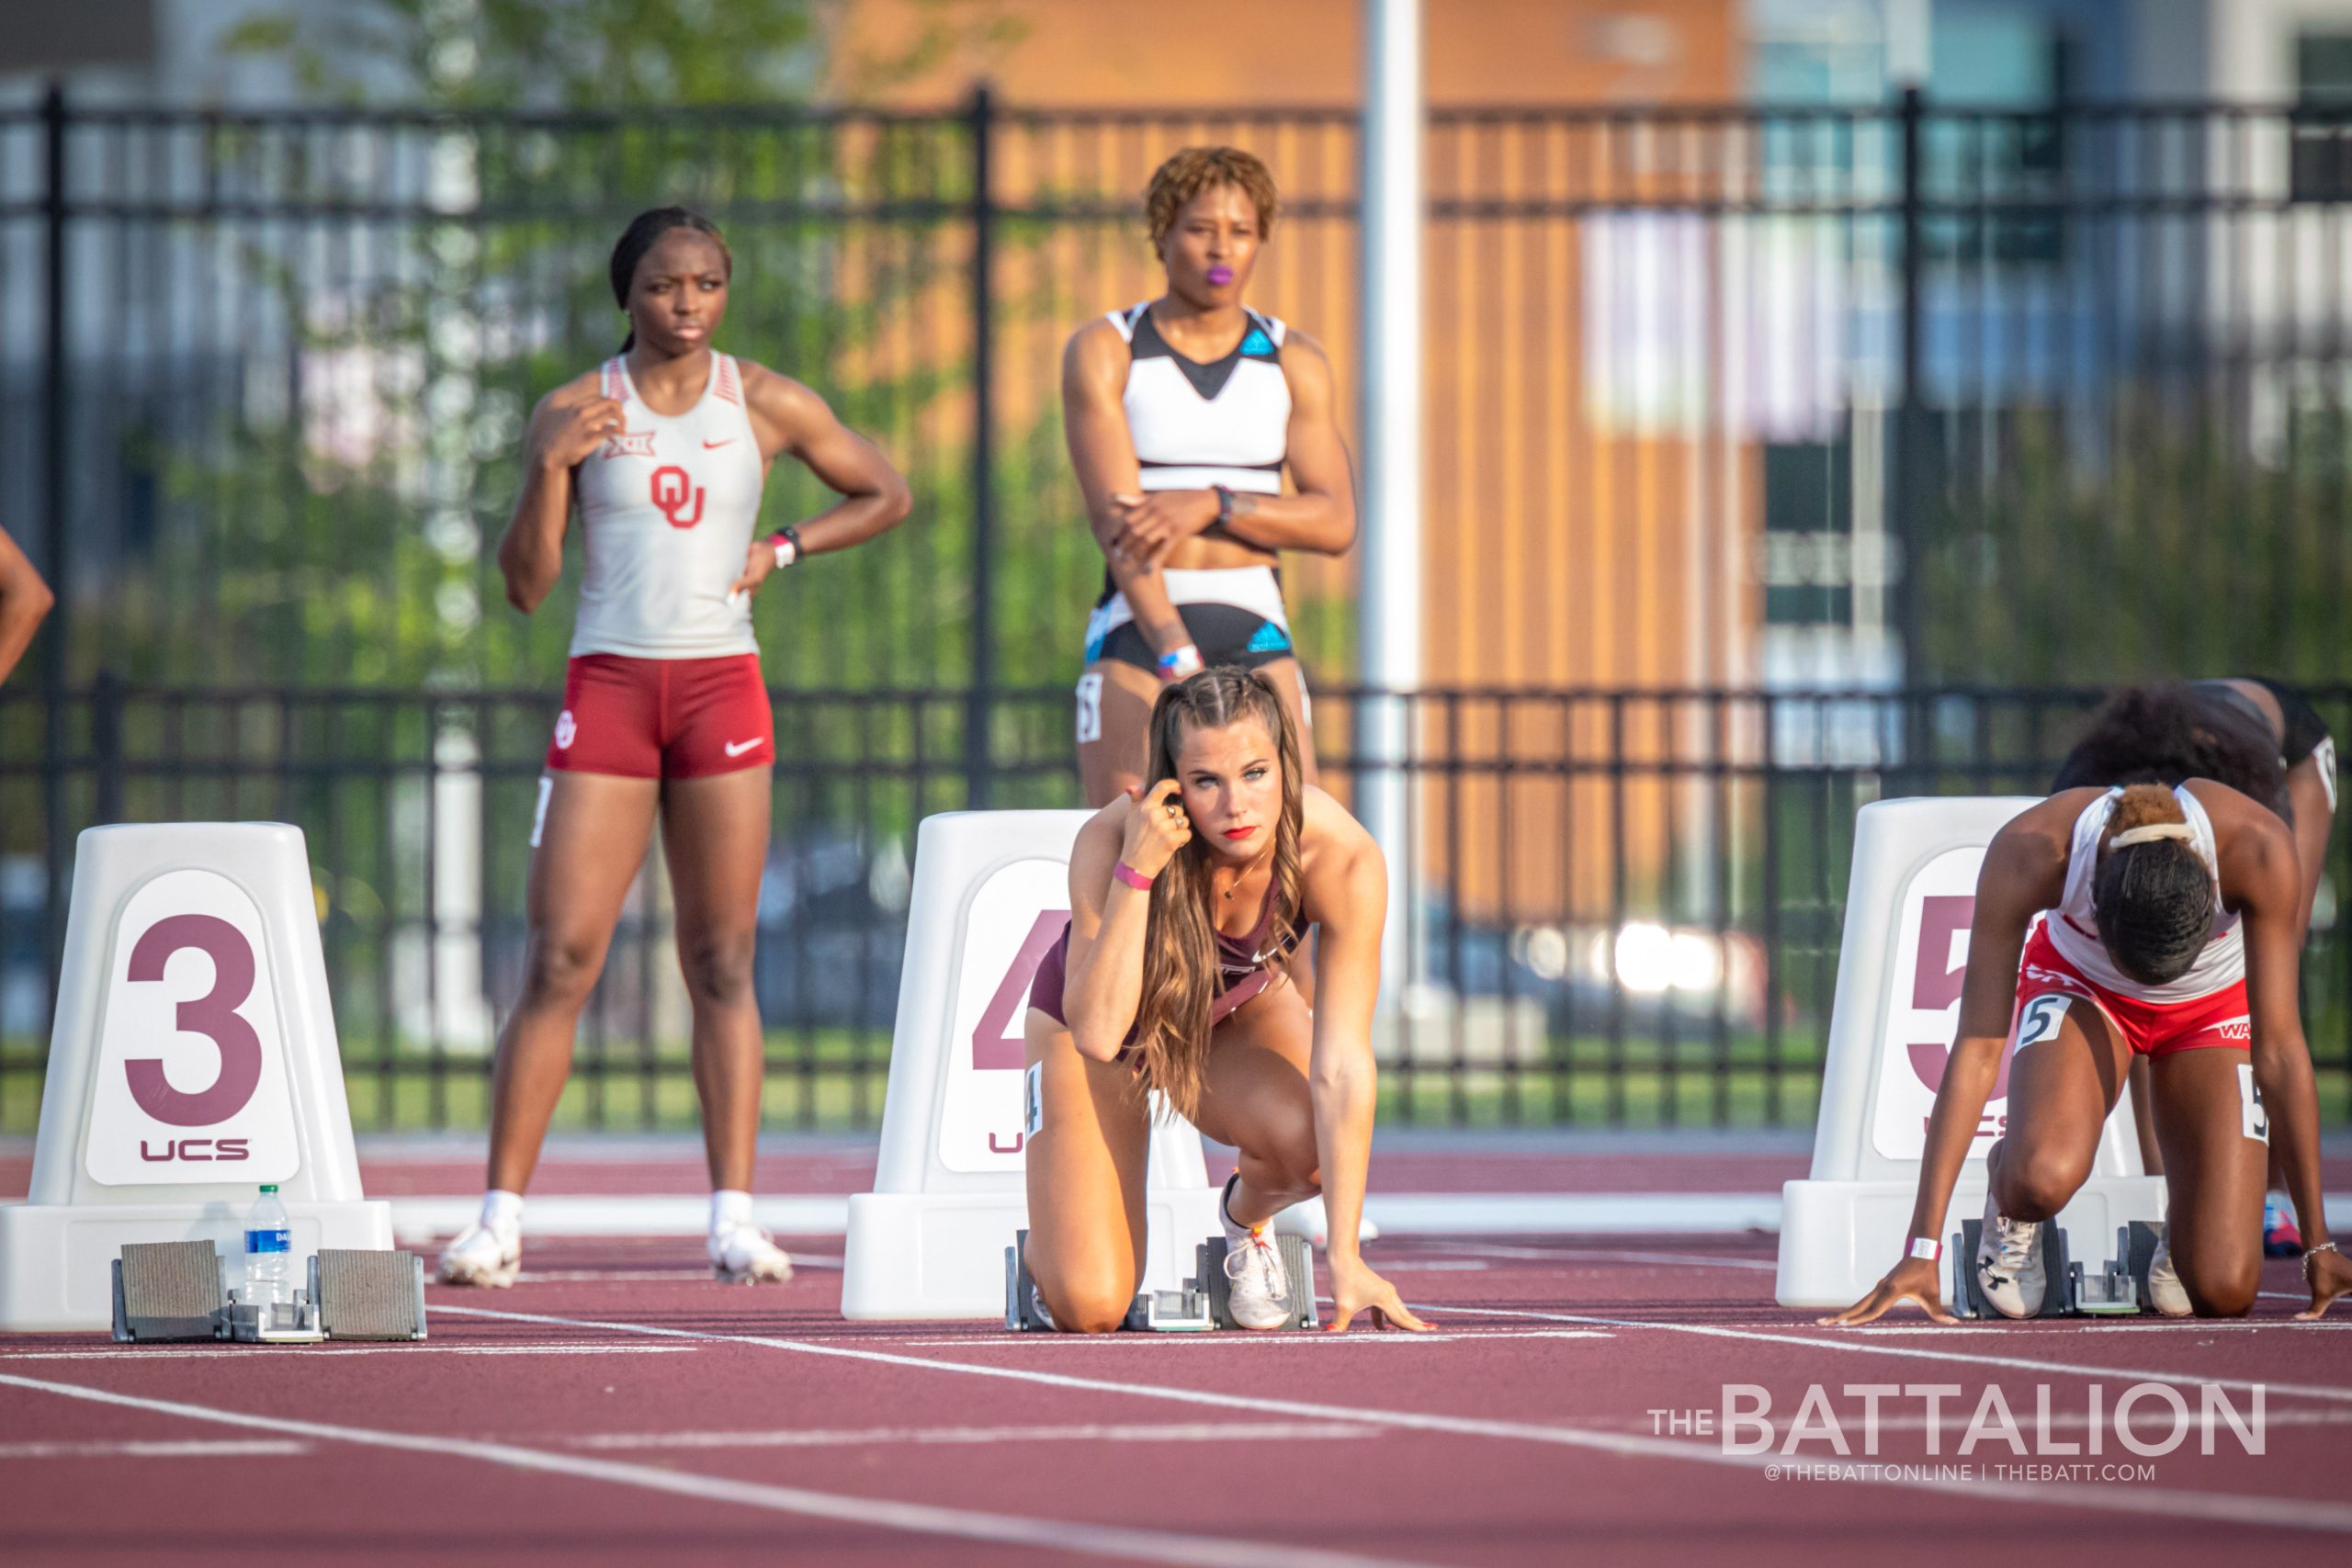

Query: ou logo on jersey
<box><xmin>650</xmin><ymin>465</ymin><xmax>706</xmax><ymax>530</ymax></box>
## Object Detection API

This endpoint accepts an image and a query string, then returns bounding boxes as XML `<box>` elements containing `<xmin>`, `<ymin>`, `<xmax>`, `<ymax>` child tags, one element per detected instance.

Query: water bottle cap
<box><xmin>260</xmin><ymin>1184</ymin><xmax>279</xmax><ymax>1194</ymax></box>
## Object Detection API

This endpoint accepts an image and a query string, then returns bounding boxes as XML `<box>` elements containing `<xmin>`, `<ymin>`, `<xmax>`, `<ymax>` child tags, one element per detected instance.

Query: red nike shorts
<box><xmin>543</xmin><ymin>653</ymin><xmax>774</xmax><ymax>779</ymax></box>
<box><xmin>2013</xmin><ymin>923</ymin><xmax>2252</xmax><ymax>1058</ymax></box>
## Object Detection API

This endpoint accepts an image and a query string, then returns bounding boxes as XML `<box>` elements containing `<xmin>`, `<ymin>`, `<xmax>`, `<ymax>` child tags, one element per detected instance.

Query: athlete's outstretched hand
<box><xmin>1324</xmin><ymin>1255</ymin><xmax>1430</xmax><ymax>1333</ymax></box>
<box><xmin>1120</xmin><ymin>779</ymin><xmax>1193</xmax><ymax>879</ymax></box>
<box><xmin>1820</xmin><ymin>1256</ymin><xmax>1957</xmax><ymax>1326</ymax></box>
<box><xmin>534</xmin><ymin>390</ymin><xmax>627</xmax><ymax>472</ymax></box>
<box><xmin>2297</xmin><ymin>1246</ymin><xmax>2352</xmax><ymax>1320</ymax></box>
<box><xmin>1107</xmin><ymin>489</ymin><xmax>1220</xmax><ymax>569</ymax></box>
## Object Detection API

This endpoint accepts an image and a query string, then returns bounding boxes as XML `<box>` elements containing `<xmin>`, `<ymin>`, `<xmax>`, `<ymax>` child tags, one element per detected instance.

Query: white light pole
<box><xmin>1359</xmin><ymin>0</ymin><xmax>1423</xmax><ymax>1006</ymax></box>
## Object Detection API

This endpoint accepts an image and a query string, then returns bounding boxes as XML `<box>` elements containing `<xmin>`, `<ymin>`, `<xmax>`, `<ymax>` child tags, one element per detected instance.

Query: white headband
<box><xmin>2109</xmin><ymin>822</ymin><xmax>2195</xmax><ymax>850</ymax></box>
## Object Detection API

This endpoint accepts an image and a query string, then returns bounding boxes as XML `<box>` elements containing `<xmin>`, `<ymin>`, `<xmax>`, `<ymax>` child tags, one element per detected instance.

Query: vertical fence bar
<box><xmin>964</xmin><ymin>86</ymin><xmax>998</xmax><ymax>807</ymax></box>
<box><xmin>1894</xmin><ymin>86</ymin><xmax>1929</xmax><ymax>787</ymax></box>
<box><xmin>39</xmin><ymin>82</ymin><xmax>71</xmax><ymax>1032</ymax></box>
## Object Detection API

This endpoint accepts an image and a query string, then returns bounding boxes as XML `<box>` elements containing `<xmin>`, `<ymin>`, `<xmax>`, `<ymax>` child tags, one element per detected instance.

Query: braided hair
<box><xmin>608</xmin><ymin>207</ymin><xmax>731</xmax><ymax>354</ymax></box>
<box><xmin>2091</xmin><ymin>783</ymin><xmax>2218</xmax><ymax>986</ymax></box>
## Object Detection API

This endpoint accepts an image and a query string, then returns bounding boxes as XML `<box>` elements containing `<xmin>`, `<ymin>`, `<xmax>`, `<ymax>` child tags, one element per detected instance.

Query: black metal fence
<box><xmin>4</xmin><ymin>680</ymin><xmax>2346</xmax><ymax>1134</ymax></box>
<box><xmin>5</xmin><ymin>91</ymin><xmax>2352</xmax><ymax>1128</ymax></box>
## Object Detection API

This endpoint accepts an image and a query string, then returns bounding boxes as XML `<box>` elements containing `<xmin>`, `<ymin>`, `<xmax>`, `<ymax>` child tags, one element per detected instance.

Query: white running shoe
<box><xmin>437</xmin><ymin>1223</ymin><xmax>520</xmax><ymax>1288</ymax></box>
<box><xmin>1974</xmin><ymin>1192</ymin><xmax>2047</xmax><ymax>1318</ymax></box>
<box><xmin>1219</xmin><ymin>1180</ymin><xmax>1293</xmax><ymax>1330</ymax></box>
<box><xmin>2146</xmin><ymin>1226</ymin><xmax>2191</xmax><ymax>1316</ymax></box>
<box><xmin>711</xmin><ymin>1224</ymin><xmax>794</xmax><ymax>1284</ymax></box>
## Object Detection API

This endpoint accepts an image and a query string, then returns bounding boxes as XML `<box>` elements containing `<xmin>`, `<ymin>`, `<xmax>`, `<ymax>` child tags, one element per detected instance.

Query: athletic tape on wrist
<box><xmin>1908</xmin><ymin>1236</ymin><xmax>1942</xmax><ymax>1262</ymax></box>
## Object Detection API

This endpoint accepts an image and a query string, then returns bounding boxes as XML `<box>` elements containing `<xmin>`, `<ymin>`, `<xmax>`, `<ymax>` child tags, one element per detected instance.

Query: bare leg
<box><xmin>486</xmin><ymin>772</ymin><xmax>660</xmax><ymax>1194</ymax></box>
<box><xmin>1077</xmin><ymin>659</ymin><xmax>1161</xmax><ymax>807</ymax></box>
<box><xmin>1987</xmin><ymin>995</ymin><xmax>2127</xmax><ymax>1221</ymax></box>
<box><xmin>1020</xmin><ymin>1010</ymin><xmax>1152</xmax><ymax>1332</ymax></box>
<box><xmin>2129</xmin><ymin>1055</ymin><xmax>2163</xmax><ymax>1177</ymax></box>
<box><xmin>662</xmin><ymin>765</ymin><xmax>774</xmax><ymax>1191</ymax></box>
<box><xmin>2149</xmin><ymin>1047</ymin><xmax>2268</xmax><ymax>1316</ymax></box>
<box><xmin>1190</xmin><ymin>980</ymin><xmax>1321</xmax><ymax>1228</ymax></box>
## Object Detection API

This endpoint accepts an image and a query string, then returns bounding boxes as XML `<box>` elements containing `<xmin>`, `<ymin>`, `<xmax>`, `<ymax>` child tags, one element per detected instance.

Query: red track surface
<box><xmin>4</xmin><ymin>1220</ymin><xmax>2349</xmax><ymax>1565</ymax></box>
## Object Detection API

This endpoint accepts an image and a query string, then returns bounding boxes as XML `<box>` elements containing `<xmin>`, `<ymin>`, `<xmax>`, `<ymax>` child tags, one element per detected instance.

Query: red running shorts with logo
<box><xmin>2013</xmin><ymin>923</ymin><xmax>2252</xmax><ymax>1058</ymax></box>
<box><xmin>543</xmin><ymin>653</ymin><xmax>774</xmax><ymax>779</ymax></box>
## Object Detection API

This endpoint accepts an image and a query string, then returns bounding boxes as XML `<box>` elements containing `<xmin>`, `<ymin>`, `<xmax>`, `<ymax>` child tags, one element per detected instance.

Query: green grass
<box><xmin>6</xmin><ymin>1034</ymin><xmax>2343</xmax><ymax>1138</ymax></box>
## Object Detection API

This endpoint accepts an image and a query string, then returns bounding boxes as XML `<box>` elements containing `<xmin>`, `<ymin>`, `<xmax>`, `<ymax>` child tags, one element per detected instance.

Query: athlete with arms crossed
<box><xmin>1062</xmin><ymin>147</ymin><xmax>1355</xmax><ymax>807</ymax></box>
<box><xmin>440</xmin><ymin>208</ymin><xmax>911</xmax><ymax>1287</ymax></box>
<box><xmin>1829</xmin><ymin>781</ymin><xmax>2350</xmax><ymax>1323</ymax></box>
<box><xmin>1015</xmin><ymin>668</ymin><xmax>1427</xmax><ymax>1334</ymax></box>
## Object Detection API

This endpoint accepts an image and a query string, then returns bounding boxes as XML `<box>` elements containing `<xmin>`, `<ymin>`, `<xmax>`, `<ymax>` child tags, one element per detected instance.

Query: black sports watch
<box><xmin>1212</xmin><ymin>484</ymin><xmax>1235</xmax><ymax>526</ymax></box>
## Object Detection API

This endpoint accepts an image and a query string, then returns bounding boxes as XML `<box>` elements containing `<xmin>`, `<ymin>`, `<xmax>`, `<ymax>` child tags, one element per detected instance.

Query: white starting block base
<box><xmin>1774</xmin><ymin>798</ymin><xmax>2168</xmax><ymax>1310</ymax></box>
<box><xmin>0</xmin><ymin>1200</ymin><xmax>392</xmax><ymax>1331</ymax></box>
<box><xmin>842</xmin><ymin>1187</ymin><xmax>1223</xmax><ymax>1320</ymax></box>
<box><xmin>1775</xmin><ymin>1176</ymin><xmax>2165</xmax><ymax>1308</ymax></box>
<box><xmin>842</xmin><ymin>810</ymin><xmax>1233</xmax><ymax>1322</ymax></box>
<box><xmin>2</xmin><ymin>822</ymin><xmax>387</xmax><ymax>1331</ymax></box>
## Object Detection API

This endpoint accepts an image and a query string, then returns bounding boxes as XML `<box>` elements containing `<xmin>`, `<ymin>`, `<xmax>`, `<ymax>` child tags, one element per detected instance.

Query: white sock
<box><xmin>481</xmin><ymin>1190</ymin><xmax>524</xmax><ymax>1235</ymax></box>
<box><xmin>711</xmin><ymin>1190</ymin><xmax>753</xmax><ymax>1235</ymax></box>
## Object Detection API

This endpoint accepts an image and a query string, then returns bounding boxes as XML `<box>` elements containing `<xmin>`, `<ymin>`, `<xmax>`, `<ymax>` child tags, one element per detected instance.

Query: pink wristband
<box><xmin>1113</xmin><ymin>861</ymin><xmax>1155</xmax><ymax>891</ymax></box>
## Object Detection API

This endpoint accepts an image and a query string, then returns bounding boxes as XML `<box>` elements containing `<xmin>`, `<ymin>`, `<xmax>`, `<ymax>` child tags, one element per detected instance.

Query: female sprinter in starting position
<box><xmin>1018</xmin><ymin>668</ymin><xmax>1427</xmax><ymax>1333</ymax></box>
<box><xmin>2052</xmin><ymin>680</ymin><xmax>2337</xmax><ymax>1254</ymax></box>
<box><xmin>1062</xmin><ymin>147</ymin><xmax>1355</xmax><ymax>807</ymax></box>
<box><xmin>440</xmin><ymin>208</ymin><xmax>912</xmax><ymax>1288</ymax></box>
<box><xmin>1830</xmin><ymin>777</ymin><xmax>2350</xmax><ymax>1324</ymax></box>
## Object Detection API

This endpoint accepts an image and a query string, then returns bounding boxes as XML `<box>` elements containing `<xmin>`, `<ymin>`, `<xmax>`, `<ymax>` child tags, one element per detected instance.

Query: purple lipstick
<box><xmin>1206</xmin><ymin>265</ymin><xmax>1235</xmax><ymax>287</ymax></box>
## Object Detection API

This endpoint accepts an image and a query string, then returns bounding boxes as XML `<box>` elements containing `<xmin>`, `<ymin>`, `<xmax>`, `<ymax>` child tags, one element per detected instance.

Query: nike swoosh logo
<box><xmin>703</xmin><ymin>438</ymin><xmax>735</xmax><ymax>448</ymax></box>
<box><xmin>723</xmin><ymin>739</ymin><xmax>764</xmax><ymax>757</ymax></box>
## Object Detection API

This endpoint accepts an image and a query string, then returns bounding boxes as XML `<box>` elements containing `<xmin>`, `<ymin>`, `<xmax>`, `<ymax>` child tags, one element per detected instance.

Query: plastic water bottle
<box><xmin>242</xmin><ymin>1184</ymin><xmax>291</xmax><ymax>1306</ymax></box>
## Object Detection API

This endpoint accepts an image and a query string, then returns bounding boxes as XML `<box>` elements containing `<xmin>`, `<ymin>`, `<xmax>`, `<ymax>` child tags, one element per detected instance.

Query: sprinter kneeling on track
<box><xmin>1830</xmin><ymin>780</ymin><xmax>2352</xmax><ymax>1325</ymax></box>
<box><xmin>1019</xmin><ymin>667</ymin><xmax>1429</xmax><ymax>1334</ymax></box>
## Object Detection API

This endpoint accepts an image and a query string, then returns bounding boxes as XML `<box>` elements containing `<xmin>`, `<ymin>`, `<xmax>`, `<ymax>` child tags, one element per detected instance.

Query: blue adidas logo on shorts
<box><xmin>1246</xmin><ymin>621</ymin><xmax>1292</xmax><ymax>654</ymax></box>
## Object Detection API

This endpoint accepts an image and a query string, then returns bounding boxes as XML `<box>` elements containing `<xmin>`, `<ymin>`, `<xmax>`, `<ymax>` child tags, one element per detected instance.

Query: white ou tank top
<box><xmin>2044</xmin><ymin>785</ymin><xmax>2245</xmax><ymax>1002</ymax></box>
<box><xmin>569</xmin><ymin>353</ymin><xmax>765</xmax><ymax>660</ymax></box>
<box><xmin>1111</xmin><ymin>302</ymin><xmax>1291</xmax><ymax>496</ymax></box>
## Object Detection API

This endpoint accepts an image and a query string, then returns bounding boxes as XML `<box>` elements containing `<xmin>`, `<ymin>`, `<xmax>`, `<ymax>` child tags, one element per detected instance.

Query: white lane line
<box><xmin>0</xmin><ymin>1438</ymin><xmax>309</xmax><ymax>1459</ymax></box>
<box><xmin>1440</xmin><ymin>1242</ymin><xmax>1781</xmax><ymax>1273</ymax></box>
<box><xmin>568</xmin><ymin>1422</ymin><xmax>1378</xmax><ymax>1450</ymax></box>
<box><xmin>506</xmin><ymin>1262</ymin><xmax>842</xmax><ymax>1282</ymax></box>
<box><xmin>898</xmin><ymin>1329</ymin><xmax>1610</xmax><ymax>1349</ymax></box>
<box><xmin>432</xmin><ymin>1304</ymin><xmax>2352</xmax><ymax>1536</ymax></box>
<box><xmin>0</xmin><ymin>1373</ymin><xmax>1435</xmax><ymax>1568</ymax></box>
<box><xmin>0</xmin><ymin>1344</ymin><xmax>695</xmax><ymax>1362</ymax></box>
<box><xmin>1358</xmin><ymin>1260</ymin><xmax>1492</xmax><ymax>1272</ymax></box>
<box><xmin>1847</xmin><ymin>1322</ymin><xmax>2352</xmax><ymax>1336</ymax></box>
<box><xmin>1410</xmin><ymin>1303</ymin><xmax>2352</xmax><ymax>1404</ymax></box>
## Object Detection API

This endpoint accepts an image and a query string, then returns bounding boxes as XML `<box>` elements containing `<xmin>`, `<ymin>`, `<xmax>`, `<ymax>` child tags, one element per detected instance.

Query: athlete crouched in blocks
<box><xmin>1832</xmin><ymin>779</ymin><xmax>2351</xmax><ymax>1325</ymax></box>
<box><xmin>1020</xmin><ymin>668</ymin><xmax>1428</xmax><ymax>1334</ymax></box>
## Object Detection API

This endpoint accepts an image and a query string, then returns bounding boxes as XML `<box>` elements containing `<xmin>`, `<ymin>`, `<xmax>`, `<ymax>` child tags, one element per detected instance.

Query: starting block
<box><xmin>842</xmin><ymin>812</ymin><xmax>1224</xmax><ymax>1320</ymax></box>
<box><xmin>1</xmin><ymin>823</ymin><xmax>396</xmax><ymax>1331</ymax></box>
<box><xmin>1005</xmin><ymin>1226</ymin><xmax>1317</xmax><ymax>1332</ymax></box>
<box><xmin>1948</xmin><ymin>1220</ymin><xmax>2161</xmax><ymax>1319</ymax></box>
<box><xmin>1774</xmin><ymin>799</ymin><xmax>2167</xmax><ymax>1308</ymax></box>
<box><xmin>110</xmin><ymin>1239</ymin><xmax>425</xmax><ymax>1343</ymax></box>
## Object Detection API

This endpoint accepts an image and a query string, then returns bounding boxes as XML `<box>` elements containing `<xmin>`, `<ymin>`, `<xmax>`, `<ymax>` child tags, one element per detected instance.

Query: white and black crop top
<box><xmin>1110</xmin><ymin>301</ymin><xmax>1291</xmax><ymax>496</ymax></box>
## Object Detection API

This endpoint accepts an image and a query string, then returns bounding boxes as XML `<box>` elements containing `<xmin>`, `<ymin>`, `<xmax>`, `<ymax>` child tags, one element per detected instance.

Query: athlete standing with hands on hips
<box><xmin>440</xmin><ymin>208</ymin><xmax>911</xmax><ymax>1288</ymax></box>
<box><xmin>1062</xmin><ymin>148</ymin><xmax>1355</xmax><ymax>806</ymax></box>
<box><xmin>1016</xmin><ymin>668</ymin><xmax>1427</xmax><ymax>1334</ymax></box>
